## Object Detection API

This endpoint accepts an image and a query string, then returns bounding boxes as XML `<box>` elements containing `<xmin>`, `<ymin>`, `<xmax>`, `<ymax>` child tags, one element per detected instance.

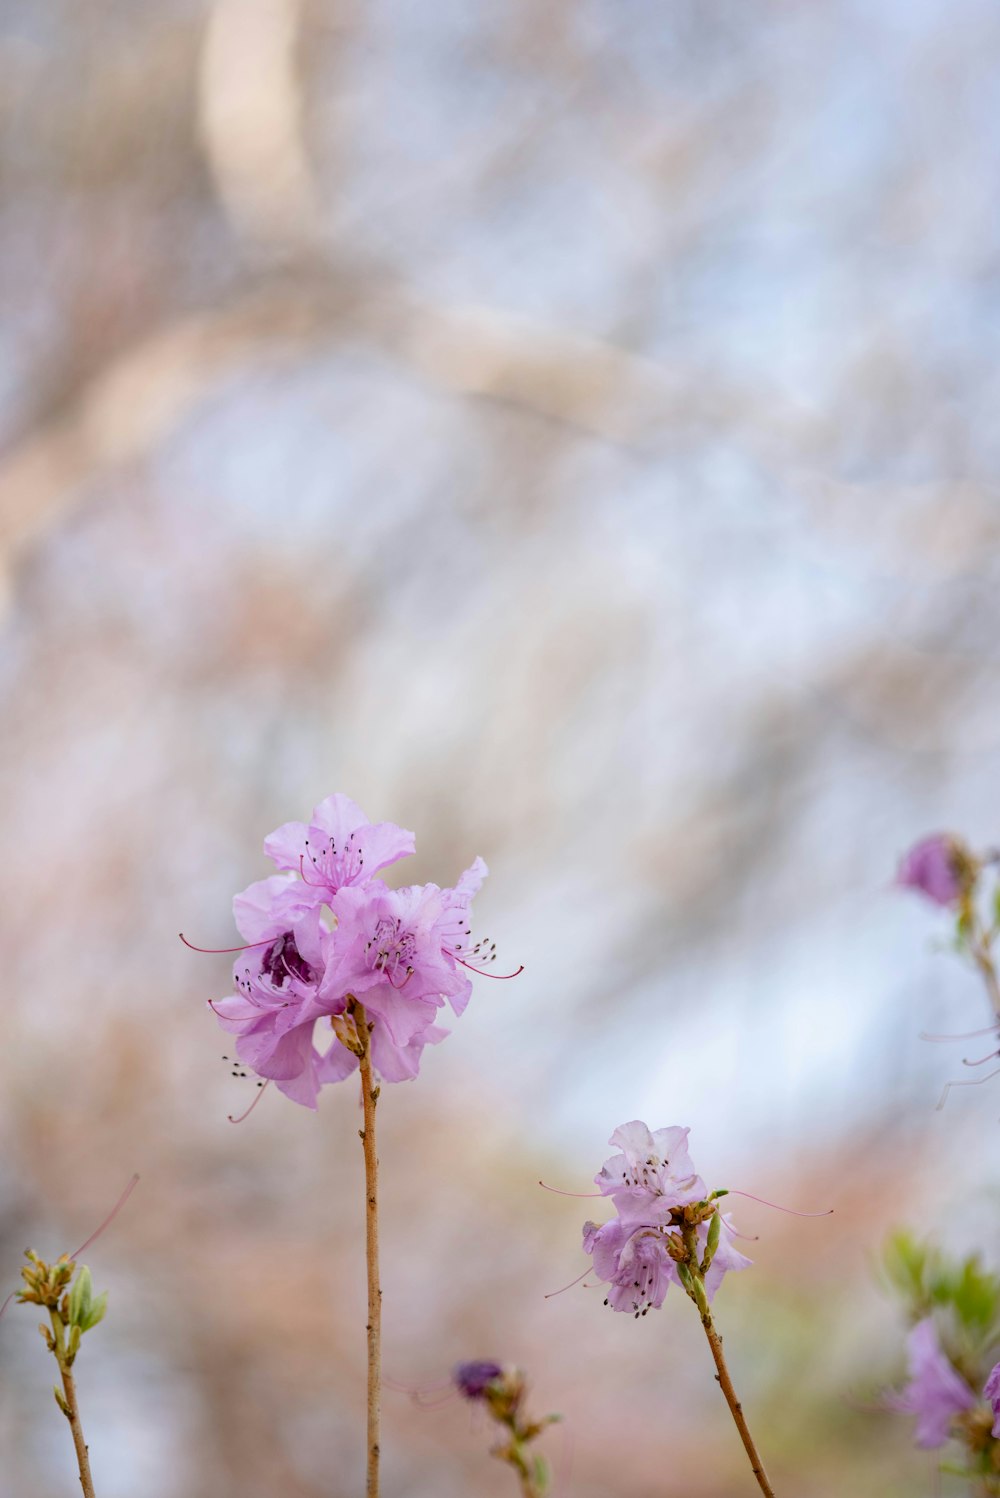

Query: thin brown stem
<box><xmin>699</xmin><ymin>1307</ymin><xmax>775</xmax><ymax>1498</ymax></box>
<box><xmin>972</xmin><ymin>923</ymin><xmax>1000</xmax><ymax>1024</ymax></box>
<box><xmin>356</xmin><ymin>1004</ymin><xmax>381</xmax><ymax>1498</ymax></box>
<box><xmin>49</xmin><ymin>1311</ymin><xmax>96</xmax><ymax>1498</ymax></box>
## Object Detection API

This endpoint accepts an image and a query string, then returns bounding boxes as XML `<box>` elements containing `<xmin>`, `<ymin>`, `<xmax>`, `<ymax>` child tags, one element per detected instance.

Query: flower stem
<box><xmin>355</xmin><ymin>1004</ymin><xmax>382</xmax><ymax>1498</ymax></box>
<box><xmin>698</xmin><ymin>1306</ymin><xmax>775</xmax><ymax>1498</ymax></box>
<box><xmin>49</xmin><ymin>1309</ymin><xmax>96</xmax><ymax>1498</ymax></box>
<box><xmin>971</xmin><ymin>920</ymin><xmax>1000</xmax><ymax>1024</ymax></box>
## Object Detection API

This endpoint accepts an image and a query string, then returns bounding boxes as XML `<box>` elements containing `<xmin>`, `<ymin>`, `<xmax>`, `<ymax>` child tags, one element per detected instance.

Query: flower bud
<box><xmin>897</xmin><ymin>834</ymin><xmax>976</xmax><ymax>908</ymax></box>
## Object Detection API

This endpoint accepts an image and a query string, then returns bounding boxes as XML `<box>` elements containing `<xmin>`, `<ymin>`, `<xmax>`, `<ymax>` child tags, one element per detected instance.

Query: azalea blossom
<box><xmin>264</xmin><ymin>793</ymin><xmax>415</xmax><ymax>903</ymax></box>
<box><xmin>583</xmin><ymin>1210</ymin><xmax>751</xmax><ymax>1316</ymax></box>
<box><xmin>888</xmin><ymin>1318</ymin><xmax>975</xmax><ymax>1449</ymax></box>
<box><xmin>595</xmin><ymin>1120</ymin><xmax>707</xmax><ymax>1223</ymax></box>
<box><xmin>581</xmin><ymin>1122</ymin><xmax>751</xmax><ymax>1316</ymax></box>
<box><xmin>211</xmin><ymin>891</ymin><xmax>357</xmax><ymax>1108</ymax></box>
<box><xmin>199</xmin><ymin>798</ymin><xmax>496</xmax><ymax>1106</ymax></box>
<box><xmin>896</xmin><ymin>834</ymin><xmax>970</xmax><ymax>908</ymax></box>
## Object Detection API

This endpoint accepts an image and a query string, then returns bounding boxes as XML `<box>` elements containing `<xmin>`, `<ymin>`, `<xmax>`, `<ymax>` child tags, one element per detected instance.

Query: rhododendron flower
<box><xmin>581</xmin><ymin>1122</ymin><xmax>750</xmax><ymax>1316</ymax></box>
<box><xmin>985</xmin><ymin>1360</ymin><xmax>1000</xmax><ymax>1439</ymax></box>
<box><xmin>896</xmin><ymin>834</ymin><xmax>970</xmax><ymax>907</ymax></box>
<box><xmin>211</xmin><ymin>895</ymin><xmax>357</xmax><ymax>1108</ymax></box>
<box><xmin>595</xmin><ymin>1121</ymin><xmax>707</xmax><ymax>1222</ymax></box>
<box><xmin>583</xmin><ymin>1210</ymin><xmax>750</xmax><ymax>1316</ymax></box>
<box><xmin>264</xmin><ymin>793</ymin><xmax>415</xmax><ymax>902</ymax></box>
<box><xmin>199</xmin><ymin>798</ymin><xmax>496</xmax><ymax>1106</ymax></box>
<box><xmin>888</xmin><ymin>1318</ymin><xmax>975</xmax><ymax>1448</ymax></box>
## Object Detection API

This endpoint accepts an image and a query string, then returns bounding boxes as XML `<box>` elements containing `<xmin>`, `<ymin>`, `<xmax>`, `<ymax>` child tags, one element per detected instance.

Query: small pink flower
<box><xmin>896</xmin><ymin>834</ymin><xmax>971</xmax><ymax>907</ymax></box>
<box><xmin>887</xmin><ymin>1318</ymin><xmax>975</xmax><ymax>1449</ymax></box>
<box><xmin>595</xmin><ymin>1121</ymin><xmax>707</xmax><ymax>1223</ymax></box>
<box><xmin>581</xmin><ymin>1122</ymin><xmax>751</xmax><ymax>1316</ymax></box>
<box><xmin>264</xmin><ymin>793</ymin><xmax>415</xmax><ymax>901</ymax></box>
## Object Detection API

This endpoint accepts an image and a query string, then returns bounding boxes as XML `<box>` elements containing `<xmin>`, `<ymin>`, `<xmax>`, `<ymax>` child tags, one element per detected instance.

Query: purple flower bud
<box><xmin>453</xmin><ymin>1360</ymin><xmax>504</xmax><ymax>1400</ymax></box>
<box><xmin>896</xmin><ymin>834</ymin><xmax>971</xmax><ymax>907</ymax></box>
<box><xmin>985</xmin><ymin>1360</ymin><xmax>1000</xmax><ymax>1439</ymax></box>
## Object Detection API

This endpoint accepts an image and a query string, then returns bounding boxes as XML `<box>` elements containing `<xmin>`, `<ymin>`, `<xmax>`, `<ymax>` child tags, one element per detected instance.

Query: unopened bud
<box><xmin>331</xmin><ymin>1011</ymin><xmax>365</xmax><ymax>1056</ymax></box>
<box><xmin>701</xmin><ymin>1211</ymin><xmax>722</xmax><ymax>1274</ymax></box>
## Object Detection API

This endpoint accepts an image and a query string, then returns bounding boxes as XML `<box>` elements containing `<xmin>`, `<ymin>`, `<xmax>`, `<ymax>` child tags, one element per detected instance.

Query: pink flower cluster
<box><xmin>207</xmin><ymin>795</ymin><xmax>491</xmax><ymax>1107</ymax></box>
<box><xmin>582</xmin><ymin>1122</ymin><xmax>751</xmax><ymax>1316</ymax></box>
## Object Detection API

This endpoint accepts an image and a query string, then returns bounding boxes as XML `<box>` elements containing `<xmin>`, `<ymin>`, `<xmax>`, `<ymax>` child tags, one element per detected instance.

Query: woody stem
<box><xmin>48</xmin><ymin>1311</ymin><xmax>96</xmax><ymax>1498</ymax></box>
<box><xmin>698</xmin><ymin>1306</ymin><xmax>775</xmax><ymax>1498</ymax></box>
<box><xmin>355</xmin><ymin>1003</ymin><xmax>382</xmax><ymax>1498</ymax></box>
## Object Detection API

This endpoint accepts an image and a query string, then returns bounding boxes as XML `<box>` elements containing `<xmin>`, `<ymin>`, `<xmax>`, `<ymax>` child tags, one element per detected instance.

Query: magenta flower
<box><xmin>984</xmin><ymin>1360</ymin><xmax>1000</xmax><ymax>1438</ymax></box>
<box><xmin>896</xmin><ymin>834</ymin><xmax>970</xmax><ymax>907</ymax></box>
<box><xmin>201</xmin><ymin>800</ymin><xmax>495</xmax><ymax>1106</ymax></box>
<box><xmin>211</xmin><ymin>888</ymin><xmax>357</xmax><ymax>1108</ymax></box>
<box><xmin>888</xmin><ymin>1318</ymin><xmax>975</xmax><ymax>1449</ymax></box>
<box><xmin>264</xmin><ymin>793</ymin><xmax>415</xmax><ymax>902</ymax></box>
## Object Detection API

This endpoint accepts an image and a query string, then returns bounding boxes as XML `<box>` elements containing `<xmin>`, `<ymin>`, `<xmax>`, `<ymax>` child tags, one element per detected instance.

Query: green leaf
<box><xmin>81</xmin><ymin>1291</ymin><xmax>108</xmax><ymax>1332</ymax></box>
<box><xmin>533</xmin><ymin>1454</ymin><xmax>550</xmax><ymax>1494</ymax></box>
<box><xmin>882</xmin><ymin>1230</ymin><xmax>933</xmax><ymax>1312</ymax></box>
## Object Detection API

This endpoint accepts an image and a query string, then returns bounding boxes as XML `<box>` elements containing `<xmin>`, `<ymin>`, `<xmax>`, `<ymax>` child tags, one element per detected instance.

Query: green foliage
<box><xmin>882</xmin><ymin>1230</ymin><xmax>1000</xmax><ymax>1368</ymax></box>
<box><xmin>66</xmin><ymin>1266</ymin><xmax>108</xmax><ymax>1336</ymax></box>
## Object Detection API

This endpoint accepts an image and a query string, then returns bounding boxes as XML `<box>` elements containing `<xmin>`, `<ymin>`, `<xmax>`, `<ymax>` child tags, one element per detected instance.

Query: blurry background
<box><xmin>2</xmin><ymin>1</ymin><xmax>1000</xmax><ymax>1494</ymax></box>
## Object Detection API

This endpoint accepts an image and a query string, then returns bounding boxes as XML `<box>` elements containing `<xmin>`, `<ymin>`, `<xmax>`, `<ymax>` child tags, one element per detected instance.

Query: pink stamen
<box><xmin>728</xmin><ymin>1226</ymin><xmax>761</xmax><ymax>1242</ymax></box>
<box><xmin>538</xmin><ymin>1180</ymin><xmax>604</xmax><ymax>1198</ymax></box>
<box><xmin>920</xmin><ymin>1025</ymin><xmax>999</xmax><ymax>1042</ymax></box>
<box><xmin>451</xmin><ymin>952</ymin><xmax>525</xmax><ymax>980</ymax></box>
<box><xmin>386</xmin><ymin>967</ymin><xmax>414</xmax><ymax>991</ymax></box>
<box><xmin>411</xmin><ymin>1388</ymin><xmax>461</xmax><ymax>1410</ymax></box>
<box><xmin>937</xmin><ymin>1067</ymin><xmax>1000</xmax><ymax>1111</ymax></box>
<box><xmin>69</xmin><ymin>1173</ymin><xmax>140</xmax><ymax>1259</ymax></box>
<box><xmin>0</xmin><ymin>1289</ymin><xmax>15</xmax><ymax>1324</ymax></box>
<box><xmin>544</xmin><ymin>1264</ymin><xmax>591</xmax><ymax>1299</ymax></box>
<box><xmin>298</xmin><ymin>854</ymin><xmax>325</xmax><ymax>888</ymax></box>
<box><xmin>180</xmin><ymin>933</ymin><xmax>269</xmax><ymax>955</ymax></box>
<box><xmin>208</xmin><ymin>994</ymin><xmax>268</xmax><ymax>1017</ymax></box>
<box><xmin>963</xmin><ymin>1049</ymin><xmax>1000</xmax><ymax>1067</ymax></box>
<box><xmin>383</xmin><ymin>1373</ymin><xmax>454</xmax><ymax>1397</ymax></box>
<box><xmin>726</xmin><ymin>1189</ymin><xmax>833</xmax><ymax>1218</ymax></box>
<box><xmin>228</xmin><ymin>1079</ymin><xmax>271</xmax><ymax>1124</ymax></box>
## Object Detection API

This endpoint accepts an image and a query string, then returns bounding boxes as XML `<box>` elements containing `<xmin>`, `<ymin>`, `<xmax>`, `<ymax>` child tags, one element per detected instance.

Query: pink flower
<box><xmin>896</xmin><ymin>834</ymin><xmax>970</xmax><ymax>907</ymax></box>
<box><xmin>211</xmin><ymin>880</ymin><xmax>358</xmax><ymax>1109</ymax></box>
<box><xmin>200</xmin><ymin>801</ymin><xmax>495</xmax><ymax>1106</ymax></box>
<box><xmin>581</xmin><ymin>1122</ymin><xmax>751</xmax><ymax>1316</ymax></box>
<box><xmin>984</xmin><ymin>1360</ymin><xmax>1000</xmax><ymax>1439</ymax></box>
<box><xmin>888</xmin><ymin>1318</ymin><xmax>975</xmax><ymax>1449</ymax></box>
<box><xmin>595</xmin><ymin>1121</ymin><xmax>707</xmax><ymax>1223</ymax></box>
<box><xmin>263</xmin><ymin>793</ymin><xmax>415</xmax><ymax>902</ymax></box>
<box><xmin>581</xmin><ymin>1212</ymin><xmax>750</xmax><ymax>1317</ymax></box>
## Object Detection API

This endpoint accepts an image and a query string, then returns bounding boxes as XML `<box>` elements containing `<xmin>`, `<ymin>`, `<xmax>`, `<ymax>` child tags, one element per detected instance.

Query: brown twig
<box><xmin>49</xmin><ymin>1309</ymin><xmax>97</xmax><ymax>1498</ymax></box>
<box><xmin>698</xmin><ymin>1307</ymin><xmax>775</xmax><ymax>1498</ymax></box>
<box><xmin>355</xmin><ymin>1003</ymin><xmax>382</xmax><ymax>1498</ymax></box>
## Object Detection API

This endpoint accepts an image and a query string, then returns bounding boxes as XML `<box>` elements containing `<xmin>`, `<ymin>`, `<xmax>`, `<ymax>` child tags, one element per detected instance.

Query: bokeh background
<box><xmin>3</xmin><ymin>2</ymin><xmax>1000</xmax><ymax>1494</ymax></box>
